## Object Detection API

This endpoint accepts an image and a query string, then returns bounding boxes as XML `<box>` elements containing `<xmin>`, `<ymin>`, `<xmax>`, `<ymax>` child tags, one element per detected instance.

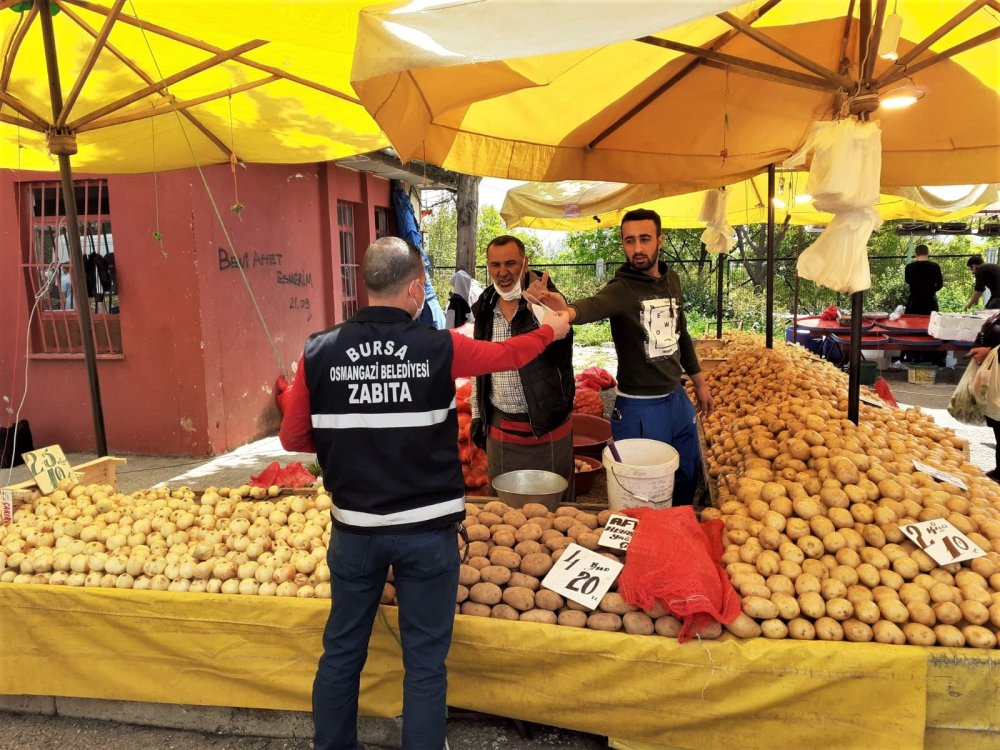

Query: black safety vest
<box><xmin>304</xmin><ymin>306</ymin><xmax>464</xmax><ymax>533</ymax></box>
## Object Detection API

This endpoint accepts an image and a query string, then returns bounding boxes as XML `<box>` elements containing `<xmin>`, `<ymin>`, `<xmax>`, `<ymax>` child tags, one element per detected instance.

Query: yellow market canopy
<box><xmin>353</xmin><ymin>1</ymin><xmax>1000</xmax><ymax>187</ymax></box>
<box><xmin>0</xmin><ymin>0</ymin><xmax>390</xmax><ymax>173</ymax></box>
<box><xmin>501</xmin><ymin>176</ymin><xmax>1000</xmax><ymax>231</ymax></box>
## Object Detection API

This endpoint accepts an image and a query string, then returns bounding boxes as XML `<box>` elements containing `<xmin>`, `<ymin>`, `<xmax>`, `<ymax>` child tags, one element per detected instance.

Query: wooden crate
<box><xmin>2</xmin><ymin>456</ymin><xmax>127</xmax><ymax>504</ymax></box>
<box><xmin>699</xmin><ymin>357</ymin><xmax>728</xmax><ymax>371</ymax></box>
<box><xmin>694</xmin><ymin>338</ymin><xmax>727</xmax><ymax>356</ymax></box>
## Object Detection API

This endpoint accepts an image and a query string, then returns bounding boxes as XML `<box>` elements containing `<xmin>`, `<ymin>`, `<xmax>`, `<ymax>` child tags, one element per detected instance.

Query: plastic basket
<box><xmin>906</xmin><ymin>363</ymin><xmax>937</xmax><ymax>384</ymax></box>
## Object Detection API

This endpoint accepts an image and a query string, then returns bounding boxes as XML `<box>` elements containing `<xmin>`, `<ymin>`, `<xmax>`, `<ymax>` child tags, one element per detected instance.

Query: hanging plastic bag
<box><xmin>948</xmin><ymin>360</ymin><xmax>984</xmax><ymax>425</ymax></box>
<box><xmin>972</xmin><ymin>348</ymin><xmax>1000</xmax><ymax>420</ymax></box>
<box><xmin>698</xmin><ymin>188</ymin><xmax>735</xmax><ymax>255</ymax></box>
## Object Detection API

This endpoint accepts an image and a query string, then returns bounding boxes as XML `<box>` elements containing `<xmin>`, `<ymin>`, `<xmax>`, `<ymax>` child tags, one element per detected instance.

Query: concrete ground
<box><xmin>1</xmin><ymin>347</ymin><xmax>995</xmax><ymax>749</ymax></box>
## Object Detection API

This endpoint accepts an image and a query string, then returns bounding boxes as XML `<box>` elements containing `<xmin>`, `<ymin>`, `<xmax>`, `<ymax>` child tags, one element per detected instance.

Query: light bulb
<box><xmin>772</xmin><ymin>198</ymin><xmax>787</xmax><ymax>209</ymax></box>
<box><xmin>794</xmin><ymin>194</ymin><xmax>813</xmax><ymax>204</ymax></box>
<box><xmin>878</xmin><ymin>13</ymin><xmax>904</xmax><ymax>60</ymax></box>
<box><xmin>881</xmin><ymin>86</ymin><xmax>920</xmax><ymax>109</ymax></box>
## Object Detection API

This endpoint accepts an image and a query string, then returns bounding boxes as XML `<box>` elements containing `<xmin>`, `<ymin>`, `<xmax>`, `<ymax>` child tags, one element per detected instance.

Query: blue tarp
<box><xmin>392</xmin><ymin>183</ymin><xmax>445</xmax><ymax>329</ymax></box>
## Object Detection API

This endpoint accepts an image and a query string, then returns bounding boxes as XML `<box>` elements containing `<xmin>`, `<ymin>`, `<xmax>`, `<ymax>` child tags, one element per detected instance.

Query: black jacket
<box><xmin>471</xmin><ymin>269</ymin><xmax>574</xmax><ymax>440</ymax></box>
<box><xmin>975</xmin><ymin>313</ymin><xmax>1000</xmax><ymax>349</ymax></box>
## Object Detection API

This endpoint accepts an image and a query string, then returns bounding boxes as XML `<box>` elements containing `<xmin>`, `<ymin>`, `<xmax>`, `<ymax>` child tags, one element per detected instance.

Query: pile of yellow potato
<box><xmin>700</xmin><ymin>345</ymin><xmax>1000</xmax><ymax>648</ymax></box>
<box><xmin>0</xmin><ymin>484</ymin><xmax>333</xmax><ymax>598</ymax></box>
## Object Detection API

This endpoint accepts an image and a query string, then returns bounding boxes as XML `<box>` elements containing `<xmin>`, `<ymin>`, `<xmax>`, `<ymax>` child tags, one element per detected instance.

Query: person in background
<box><xmin>964</xmin><ymin>255</ymin><xmax>1000</xmax><ymax>311</ymax></box>
<box><xmin>444</xmin><ymin>269</ymin><xmax>481</xmax><ymax>329</ymax></box>
<box><xmin>904</xmin><ymin>244</ymin><xmax>944</xmax><ymax>365</ymax></box>
<box><xmin>968</xmin><ymin>311</ymin><xmax>1000</xmax><ymax>483</ymax></box>
<box><xmin>279</xmin><ymin>236</ymin><xmax>569</xmax><ymax>750</ymax></box>
<box><xmin>470</xmin><ymin>236</ymin><xmax>576</xmax><ymax>501</ymax></box>
<box><xmin>526</xmin><ymin>208</ymin><xmax>713</xmax><ymax>506</ymax></box>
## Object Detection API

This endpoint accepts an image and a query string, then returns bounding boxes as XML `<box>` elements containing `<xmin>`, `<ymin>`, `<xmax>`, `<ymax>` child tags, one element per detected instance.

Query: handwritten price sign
<box><xmin>540</xmin><ymin>543</ymin><xmax>623</xmax><ymax>609</ymax></box>
<box><xmin>911</xmin><ymin>459</ymin><xmax>968</xmax><ymax>491</ymax></box>
<box><xmin>22</xmin><ymin>445</ymin><xmax>76</xmax><ymax>494</ymax></box>
<box><xmin>900</xmin><ymin>519</ymin><xmax>986</xmax><ymax>566</ymax></box>
<box><xmin>1</xmin><ymin>489</ymin><xmax>12</xmax><ymax>526</ymax></box>
<box><xmin>598</xmin><ymin>513</ymin><xmax>637</xmax><ymax>551</ymax></box>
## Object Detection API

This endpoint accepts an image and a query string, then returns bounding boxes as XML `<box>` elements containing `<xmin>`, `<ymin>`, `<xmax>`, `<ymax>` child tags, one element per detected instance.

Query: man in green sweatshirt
<box><xmin>526</xmin><ymin>208</ymin><xmax>713</xmax><ymax>505</ymax></box>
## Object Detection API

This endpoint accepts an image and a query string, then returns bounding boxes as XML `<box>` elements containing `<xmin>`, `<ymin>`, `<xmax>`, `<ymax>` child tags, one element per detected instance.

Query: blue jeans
<box><xmin>612</xmin><ymin>387</ymin><xmax>700</xmax><ymax>505</ymax></box>
<box><xmin>313</xmin><ymin>525</ymin><xmax>460</xmax><ymax>750</ymax></box>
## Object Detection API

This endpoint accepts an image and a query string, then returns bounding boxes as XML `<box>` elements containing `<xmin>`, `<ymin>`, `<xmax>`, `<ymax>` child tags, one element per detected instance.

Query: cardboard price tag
<box><xmin>22</xmin><ymin>445</ymin><xmax>76</xmax><ymax>494</ymax></box>
<box><xmin>912</xmin><ymin>459</ymin><xmax>968</xmax><ymax>491</ymax></box>
<box><xmin>598</xmin><ymin>513</ymin><xmax>637</xmax><ymax>551</ymax></box>
<box><xmin>1</xmin><ymin>489</ymin><xmax>12</xmax><ymax>526</ymax></box>
<box><xmin>899</xmin><ymin>519</ymin><xmax>986</xmax><ymax>565</ymax></box>
<box><xmin>859</xmin><ymin>395</ymin><xmax>885</xmax><ymax>408</ymax></box>
<box><xmin>540</xmin><ymin>543</ymin><xmax>623</xmax><ymax>610</ymax></box>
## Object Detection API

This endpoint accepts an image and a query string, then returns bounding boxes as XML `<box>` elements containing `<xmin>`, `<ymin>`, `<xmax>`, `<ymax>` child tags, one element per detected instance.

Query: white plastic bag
<box><xmin>698</xmin><ymin>188</ymin><xmax>735</xmax><ymax>255</ymax></box>
<box><xmin>948</xmin><ymin>360</ymin><xmax>984</xmax><ymax>425</ymax></box>
<box><xmin>972</xmin><ymin>348</ymin><xmax>1000</xmax><ymax>420</ymax></box>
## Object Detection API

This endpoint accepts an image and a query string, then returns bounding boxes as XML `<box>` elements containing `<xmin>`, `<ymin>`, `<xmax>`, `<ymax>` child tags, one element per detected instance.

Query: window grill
<box><xmin>337</xmin><ymin>201</ymin><xmax>359</xmax><ymax>321</ymax></box>
<box><xmin>21</xmin><ymin>179</ymin><xmax>122</xmax><ymax>355</ymax></box>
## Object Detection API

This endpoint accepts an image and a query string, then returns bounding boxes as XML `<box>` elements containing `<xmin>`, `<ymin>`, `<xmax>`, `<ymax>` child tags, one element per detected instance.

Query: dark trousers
<box><xmin>987</xmin><ymin>416</ymin><xmax>1000</xmax><ymax>472</ymax></box>
<box><xmin>313</xmin><ymin>526</ymin><xmax>460</xmax><ymax>750</ymax></box>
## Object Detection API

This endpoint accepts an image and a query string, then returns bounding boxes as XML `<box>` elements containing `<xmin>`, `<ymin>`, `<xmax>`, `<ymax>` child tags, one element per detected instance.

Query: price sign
<box><xmin>1</xmin><ymin>489</ymin><xmax>12</xmax><ymax>526</ymax></box>
<box><xmin>912</xmin><ymin>459</ymin><xmax>969</xmax><ymax>491</ymax></box>
<box><xmin>22</xmin><ymin>445</ymin><xmax>76</xmax><ymax>494</ymax></box>
<box><xmin>899</xmin><ymin>519</ymin><xmax>986</xmax><ymax>565</ymax></box>
<box><xmin>540</xmin><ymin>543</ymin><xmax>623</xmax><ymax>610</ymax></box>
<box><xmin>598</xmin><ymin>513</ymin><xmax>638</xmax><ymax>551</ymax></box>
<box><xmin>859</xmin><ymin>395</ymin><xmax>885</xmax><ymax>408</ymax></box>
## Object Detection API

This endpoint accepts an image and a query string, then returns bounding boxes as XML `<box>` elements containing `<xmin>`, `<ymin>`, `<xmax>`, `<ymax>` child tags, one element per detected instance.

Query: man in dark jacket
<box><xmin>904</xmin><ymin>245</ymin><xmax>943</xmax><ymax>314</ymax></box>
<box><xmin>965</xmin><ymin>254</ymin><xmax>1000</xmax><ymax>311</ymax></box>
<box><xmin>470</xmin><ymin>236</ymin><xmax>576</xmax><ymax>500</ymax></box>
<box><xmin>279</xmin><ymin>236</ymin><xmax>569</xmax><ymax>749</ymax></box>
<box><xmin>527</xmin><ymin>209</ymin><xmax>713</xmax><ymax>505</ymax></box>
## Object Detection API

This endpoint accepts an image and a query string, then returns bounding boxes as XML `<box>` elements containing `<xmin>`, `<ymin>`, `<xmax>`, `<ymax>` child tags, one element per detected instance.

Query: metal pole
<box><xmin>716</xmin><ymin>254</ymin><xmax>725</xmax><ymax>339</ymax></box>
<box><xmin>766</xmin><ymin>164</ymin><xmax>776</xmax><ymax>348</ymax></box>
<box><xmin>38</xmin><ymin>0</ymin><xmax>108</xmax><ymax>455</ymax></box>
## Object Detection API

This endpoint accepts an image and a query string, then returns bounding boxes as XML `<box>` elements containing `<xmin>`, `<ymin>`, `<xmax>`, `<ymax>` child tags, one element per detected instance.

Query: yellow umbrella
<box><xmin>353</xmin><ymin>1</ymin><xmax>1000</xmax><ymax>187</ymax></box>
<box><xmin>1</xmin><ymin>0</ymin><xmax>390</xmax><ymax>453</ymax></box>
<box><xmin>501</xmin><ymin>175</ymin><xmax>998</xmax><ymax>231</ymax></box>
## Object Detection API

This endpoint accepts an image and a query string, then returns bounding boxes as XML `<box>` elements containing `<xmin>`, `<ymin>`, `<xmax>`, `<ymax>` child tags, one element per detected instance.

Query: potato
<box><xmin>554</xmin><ymin>506</ymin><xmax>578</xmax><ymax>518</ymax></box>
<box><xmin>515</xmin><ymin>523</ymin><xmax>544</xmax><ymax>543</ymax></box>
<box><xmin>488</xmin><ymin>547</ymin><xmax>521</xmax><ymax>570</ymax></box>
<box><xmin>482</xmin><ymin>501</ymin><xmax>510</xmax><ymax>516</ymax></box>
<box><xmin>519</xmin><ymin>609</ymin><xmax>558</xmax><ymax>625</ymax></box>
<box><xmin>587</xmin><ymin>612</ymin><xmax>623</xmax><ymax>632</ymax></box>
<box><xmin>842</xmin><ymin>619</ymin><xmax>874</xmax><ymax>643</ymax></box>
<box><xmin>830</xmin><ymin>564</ymin><xmax>859</xmax><ymax>587</ymax></box>
<box><xmin>479</xmin><ymin>565</ymin><xmax>512</xmax><ymax>586</ymax></box>
<box><xmin>778</xmin><ymin>560</ymin><xmax>803</xmax><ymax>580</ymax></box>
<box><xmin>553</xmin><ymin>516</ymin><xmax>577</xmax><ymax>533</ymax></box>
<box><xmin>862</xmin><ymin>524</ymin><xmax>886</xmax><ymax>548</ymax></box>
<box><xmin>787</xmin><ymin>618</ymin><xmax>816</xmax><ymax>640</ymax></box>
<box><xmin>654</xmin><ymin>615</ymin><xmax>683</xmax><ymax>637</ymax></box>
<box><xmin>798</xmin><ymin>592</ymin><xmax>826</xmax><ymax>619</ymax></box>
<box><xmin>725</xmin><ymin>612</ymin><xmax>762</xmax><ymax>639</ymax></box>
<box><xmin>794</xmin><ymin>573</ymin><xmax>821</xmax><ymax>595</ymax></box>
<box><xmin>501</xmin><ymin>586</ymin><xmax>535</xmax><ymax>611</ymax></box>
<box><xmin>508</xmin><ymin>572</ymin><xmax>540</xmax><ymax>591</ymax></box>
<box><xmin>513</xmin><ymin>540</ymin><xmax>543</xmax><ymax>557</ymax></box>
<box><xmin>929</xmin><ymin>582</ymin><xmax>956</xmax><ymax>604</ymax></box>
<box><xmin>467</xmin><ymin>541</ymin><xmax>490</xmax><ymax>559</ymax></box>
<box><xmin>765</xmin><ymin>574</ymin><xmax>795</xmax><ymax>597</ymax></box>
<box><xmin>962</xmin><ymin>625</ymin><xmax>997</xmax><ymax>649</ymax></box>
<box><xmin>460</xmin><ymin>601</ymin><xmax>491</xmax><ymax>618</ymax></box>
<box><xmin>521</xmin><ymin>503</ymin><xmax>550</xmax><ymax>519</ymax></box>
<box><xmin>960</xmin><ymin>600</ymin><xmax>990</xmax><ymax>626</ymax></box>
<box><xmin>906</xmin><ymin>601</ymin><xmax>936</xmax><ymax>627</ymax></box>
<box><xmin>455</xmin><ymin>584</ymin><xmax>469</xmax><ymax>604</ymax></box>
<box><xmin>771</xmin><ymin>592</ymin><xmax>800</xmax><ymax>620</ymax></box>
<box><xmin>785</xmin><ymin>518</ymin><xmax>811</xmax><ymax>541</ymax></box>
<box><xmin>933</xmin><ymin>624</ymin><xmax>966</xmax><ymax>648</ymax></box>
<box><xmin>878</xmin><ymin>569</ymin><xmax>904</xmax><ymax>591</ymax></box>
<box><xmin>878</xmin><ymin>598</ymin><xmax>909</xmax><ymax>624</ymax></box>
<box><xmin>469</xmin><ymin>581</ymin><xmax>503</xmax><ymax>606</ymax></box>
<box><xmin>853</xmin><ymin>600</ymin><xmax>881</xmax><ymax>625</ymax></box>
<box><xmin>779</xmin><ymin>541</ymin><xmax>806</xmax><ymax>564</ymax></box>
<box><xmin>902</xmin><ymin>622</ymin><xmax>937</xmax><ymax>646</ymax></box>
<box><xmin>458</xmin><ymin>564</ymin><xmax>481</xmax><ymax>587</ymax></box>
<box><xmin>792</xmin><ymin>497</ymin><xmax>823</xmax><ymax>520</ymax></box>
<box><xmin>959</xmin><ymin>583</ymin><xmax>992</xmax><ymax>606</ymax></box>
<box><xmin>891</xmin><ymin>556</ymin><xmax>919</xmax><ymax>580</ymax></box>
<box><xmin>814</xmin><ymin>617</ymin><xmax>845</xmax><ymax>641</ymax></box>
<box><xmin>742</xmin><ymin>595</ymin><xmax>779</xmax><ymax>620</ymax></box>
<box><xmin>557</xmin><ymin>609</ymin><xmax>588</xmax><ymax>628</ymax></box>
<box><xmin>622</xmin><ymin>611</ymin><xmax>655</xmax><ymax>635</ymax></box>
<box><xmin>856</xmin><ymin>563</ymin><xmax>881</xmax><ymax>588</ymax></box>
<box><xmin>932</xmin><ymin>601</ymin><xmax>963</xmax><ymax>626</ymax></box>
<box><xmin>599</xmin><ymin>592</ymin><xmax>633</xmax><ymax>615</ymax></box>
<box><xmin>820</xmin><ymin>577</ymin><xmax>847</xmax><ymax>601</ymax></box>
<box><xmin>467</xmin><ymin>555</ymin><xmax>491</xmax><ymax>571</ymax></box>
<box><xmin>465</xmin><ymin>524</ymin><xmax>491</xmax><ymax>542</ymax></box>
<box><xmin>873</xmin><ymin>620</ymin><xmax>906</xmax><ymax>645</ymax></box>
<box><xmin>490</xmin><ymin>603</ymin><xmax>520</xmax><ymax>621</ymax></box>
<box><xmin>534</xmin><ymin>589</ymin><xmax>564</xmax><ymax>612</ymax></box>
<box><xmin>825</xmin><ymin>597</ymin><xmax>854</xmax><ymax>621</ymax></box>
<box><xmin>759</xmin><ymin>618</ymin><xmax>787</xmax><ymax>639</ymax></box>
<box><xmin>503</xmin><ymin>510</ymin><xmax>528</xmax><ymax>528</ymax></box>
<box><xmin>519</xmin><ymin>552</ymin><xmax>553</xmax><ymax>578</ymax></box>
<box><xmin>860</xmin><ymin>547</ymin><xmax>889</xmax><ymax>570</ymax></box>
<box><xmin>899</xmin><ymin>582</ymin><xmax>930</xmax><ymax>605</ymax></box>
<box><xmin>477</xmin><ymin>511</ymin><xmax>503</xmax><ymax>528</ymax></box>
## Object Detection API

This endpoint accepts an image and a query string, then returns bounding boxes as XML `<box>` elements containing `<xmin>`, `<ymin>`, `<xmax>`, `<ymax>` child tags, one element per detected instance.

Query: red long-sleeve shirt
<box><xmin>279</xmin><ymin>326</ymin><xmax>554</xmax><ymax>453</ymax></box>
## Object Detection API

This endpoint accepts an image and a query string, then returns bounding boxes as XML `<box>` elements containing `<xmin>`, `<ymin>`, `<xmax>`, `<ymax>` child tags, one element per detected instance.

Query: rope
<box><xmin>127</xmin><ymin>0</ymin><xmax>288</xmax><ymax>380</ymax></box>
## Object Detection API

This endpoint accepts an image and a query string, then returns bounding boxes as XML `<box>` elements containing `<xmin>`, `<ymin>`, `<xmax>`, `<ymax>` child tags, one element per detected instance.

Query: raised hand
<box><xmin>542</xmin><ymin>310</ymin><xmax>570</xmax><ymax>340</ymax></box>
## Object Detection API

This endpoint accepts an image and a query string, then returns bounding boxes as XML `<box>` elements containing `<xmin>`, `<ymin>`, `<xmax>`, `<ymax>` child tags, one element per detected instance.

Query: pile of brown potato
<box><xmin>700</xmin><ymin>344</ymin><xmax>1000</xmax><ymax>648</ymax></box>
<box><xmin>381</xmin><ymin>500</ymin><xmax>716</xmax><ymax>637</ymax></box>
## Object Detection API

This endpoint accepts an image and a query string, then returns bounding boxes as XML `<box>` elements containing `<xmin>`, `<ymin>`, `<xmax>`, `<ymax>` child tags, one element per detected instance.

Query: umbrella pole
<box><xmin>716</xmin><ymin>253</ymin><xmax>724</xmax><ymax>339</ymax></box>
<box><xmin>765</xmin><ymin>164</ymin><xmax>775</xmax><ymax>348</ymax></box>
<box><xmin>38</xmin><ymin>0</ymin><xmax>109</xmax><ymax>456</ymax></box>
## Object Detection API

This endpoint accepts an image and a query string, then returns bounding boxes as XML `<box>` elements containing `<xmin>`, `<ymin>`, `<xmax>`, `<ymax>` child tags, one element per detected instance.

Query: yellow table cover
<box><xmin>1</xmin><ymin>583</ymin><xmax>997</xmax><ymax>749</ymax></box>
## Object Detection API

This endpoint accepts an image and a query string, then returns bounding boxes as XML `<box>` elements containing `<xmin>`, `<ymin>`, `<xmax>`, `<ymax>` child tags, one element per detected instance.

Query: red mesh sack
<box><xmin>617</xmin><ymin>506</ymin><xmax>741</xmax><ymax>642</ymax></box>
<box><xmin>873</xmin><ymin>377</ymin><xmax>899</xmax><ymax>408</ymax></box>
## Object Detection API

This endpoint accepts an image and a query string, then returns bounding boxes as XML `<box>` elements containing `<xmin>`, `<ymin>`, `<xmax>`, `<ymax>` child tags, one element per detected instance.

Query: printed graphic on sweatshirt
<box><xmin>641</xmin><ymin>297</ymin><xmax>679</xmax><ymax>360</ymax></box>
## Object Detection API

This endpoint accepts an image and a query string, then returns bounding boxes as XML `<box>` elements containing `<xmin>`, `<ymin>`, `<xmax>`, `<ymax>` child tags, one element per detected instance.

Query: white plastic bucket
<box><xmin>602</xmin><ymin>438</ymin><xmax>679</xmax><ymax>511</ymax></box>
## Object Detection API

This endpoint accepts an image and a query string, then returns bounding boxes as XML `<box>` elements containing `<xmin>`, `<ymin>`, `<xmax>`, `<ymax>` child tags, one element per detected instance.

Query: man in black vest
<box><xmin>470</xmin><ymin>236</ymin><xmax>575</xmax><ymax>500</ymax></box>
<box><xmin>280</xmin><ymin>237</ymin><xmax>569</xmax><ymax>750</ymax></box>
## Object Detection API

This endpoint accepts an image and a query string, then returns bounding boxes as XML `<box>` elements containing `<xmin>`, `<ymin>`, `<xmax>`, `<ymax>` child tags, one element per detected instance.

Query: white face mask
<box><xmin>496</xmin><ymin>260</ymin><xmax>526</xmax><ymax>302</ymax></box>
<box><xmin>408</xmin><ymin>280</ymin><xmax>426</xmax><ymax>320</ymax></box>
